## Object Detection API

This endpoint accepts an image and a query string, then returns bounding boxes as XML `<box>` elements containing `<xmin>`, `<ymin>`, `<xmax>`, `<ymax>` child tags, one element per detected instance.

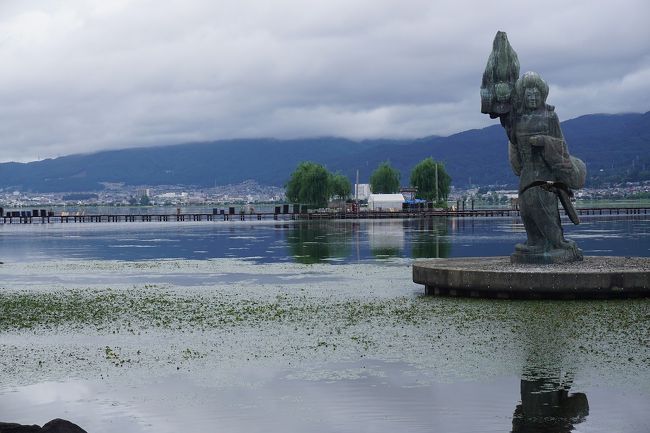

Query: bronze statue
<box><xmin>481</xmin><ymin>31</ymin><xmax>586</xmax><ymax>264</ymax></box>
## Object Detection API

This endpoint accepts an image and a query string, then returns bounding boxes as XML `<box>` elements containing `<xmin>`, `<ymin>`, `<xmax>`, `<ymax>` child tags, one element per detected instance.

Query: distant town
<box><xmin>0</xmin><ymin>180</ymin><xmax>284</xmax><ymax>209</ymax></box>
<box><xmin>1</xmin><ymin>179</ymin><xmax>648</xmax><ymax>210</ymax></box>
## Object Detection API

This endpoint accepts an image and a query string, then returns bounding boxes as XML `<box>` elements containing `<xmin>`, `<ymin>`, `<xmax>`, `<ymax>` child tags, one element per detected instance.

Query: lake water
<box><xmin>0</xmin><ymin>215</ymin><xmax>648</xmax><ymax>433</ymax></box>
<box><xmin>1</xmin><ymin>215</ymin><xmax>648</xmax><ymax>263</ymax></box>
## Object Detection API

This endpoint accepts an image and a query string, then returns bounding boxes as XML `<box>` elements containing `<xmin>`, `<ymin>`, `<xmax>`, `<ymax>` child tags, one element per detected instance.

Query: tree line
<box><xmin>285</xmin><ymin>158</ymin><xmax>450</xmax><ymax>208</ymax></box>
<box><xmin>285</xmin><ymin>162</ymin><xmax>351</xmax><ymax>208</ymax></box>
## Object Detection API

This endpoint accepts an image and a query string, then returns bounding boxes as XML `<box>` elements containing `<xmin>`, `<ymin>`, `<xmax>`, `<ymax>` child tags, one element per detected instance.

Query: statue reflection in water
<box><xmin>512</xmin><ymin>370</ymin><xmax>589</xmax><ymax>433</ymax></box>
<box><xmin>512</xmin><ymin>304</ymin><xmax>589</xmax><ymax>432</ymax></box>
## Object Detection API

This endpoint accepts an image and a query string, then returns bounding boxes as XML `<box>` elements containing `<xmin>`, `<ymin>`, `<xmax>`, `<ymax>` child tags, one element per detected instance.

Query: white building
<box><xmin>354</xmin><ymin>183</ymin><xmax>371</xmax><ymax>201</ymax></box>
<box><xmin>367</xmin><ymin>193</ymin><xmax>405</xmax><ymax>211</ymax></box>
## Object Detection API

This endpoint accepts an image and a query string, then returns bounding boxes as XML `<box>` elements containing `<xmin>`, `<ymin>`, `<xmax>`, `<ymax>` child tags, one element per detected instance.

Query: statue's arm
<box><xmin>530</xmin><ymin>110</ymin><xmax>586</xmax><ymax>188</ymax></box>
<box><xmin>548</xmin><ymin>110</ymin><xmax>586</xmax><ymax>189</ymax></box>
<box><xmin>501</xmin><ymin>113</ymin><xmax>520</xmax><ymax>177</ymax></box>
<box><xmin>528</xmin><ymin>110</ymin><xmax>564</xmax><ymax>148</ymax></box>
<box><xmin>508</xmin><ymin>140</ymin><xmax>522</xmax><ymax>176</ymax></box>
<box><xmin>499</xmin><ymin>112</ymin><xmax>516</xmax><ymax>144</ymax></box>
<box><xmin>548</xmin><ymin>109</ymin><xmax>564</xmax><ymax>140</ymax></box>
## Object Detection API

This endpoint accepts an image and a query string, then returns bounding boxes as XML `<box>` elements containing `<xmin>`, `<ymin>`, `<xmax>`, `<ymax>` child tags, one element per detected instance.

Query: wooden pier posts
<box><xmin>0</xmin><ymin>206</ymin><xmax>647</xmax><ymax>225</ymax></box>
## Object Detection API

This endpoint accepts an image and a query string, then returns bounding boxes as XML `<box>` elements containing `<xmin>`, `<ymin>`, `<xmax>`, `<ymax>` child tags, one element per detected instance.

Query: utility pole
<box><xmin>435</xmin><ymin>162</ymin><xmax>439</xmax><ymax>205</ymax></box>
<box><xmin>356</xmin><ymin>169</ymin><xmax>360</xmax><ymax>215</ymax></box>
<box><xmin>355</xmin><ymin>170</ymin><xmax>359</xmax><ymax>201</ymax></box>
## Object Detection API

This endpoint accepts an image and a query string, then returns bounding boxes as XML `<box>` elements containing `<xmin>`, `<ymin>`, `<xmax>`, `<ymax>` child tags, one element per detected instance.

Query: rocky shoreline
<box><xmin>0</xmin><ymin>419</ymin><xmax>86</xmax><ymax>433</ymax></box>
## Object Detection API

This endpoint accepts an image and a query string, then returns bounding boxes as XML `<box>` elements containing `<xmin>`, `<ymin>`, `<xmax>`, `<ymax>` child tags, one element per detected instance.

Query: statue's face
<box><xmin>524</xmin><ymin>87</ymin><xmax>542</xmax><ymax>109</ymax></box>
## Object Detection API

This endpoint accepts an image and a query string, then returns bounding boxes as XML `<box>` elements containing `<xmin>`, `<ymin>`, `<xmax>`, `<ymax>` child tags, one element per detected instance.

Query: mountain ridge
<box><xmin>1</xmin><ymin>112</ymin><xmax>648</xmax><ymax>192</ymax></box>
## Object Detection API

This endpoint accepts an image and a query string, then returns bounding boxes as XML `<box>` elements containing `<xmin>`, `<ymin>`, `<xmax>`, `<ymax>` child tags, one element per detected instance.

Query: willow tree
<box><xmin>410</xmin><ymin>157</ymin><xmax>451</xmax><ymax>204</ymax></box>
<box><xmin>370</xmin><ymin>161</ymin><xmax>400</xmax><ymax>194</ymax></box>
<box><xmin>285</xmin><ymin>161</ymin><xmax>331</xmax><ymax>208</ymax></box>
<box><xmin>329</xmin><ymin>172</ymin><xmax>351</xmax><ymax>200</ymax></box>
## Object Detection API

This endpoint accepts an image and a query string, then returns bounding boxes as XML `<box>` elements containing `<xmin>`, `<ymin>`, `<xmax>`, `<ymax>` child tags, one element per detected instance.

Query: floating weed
<box><xmin>350</xmin><ymin>335</ymin><xmax>375</xmax><ymax>350</ymax></box>
<box><xmin>1</xmin><ymin>260</ymin><xmax>648</xmax><ymax>391</ymax></box>
<box><xmin>104</xmin><ymin>346</ymin><xmax>131</xmax><ymax>367</ymax></box>
<box><xmin>181</xmin><ymin>348</ymin><xmax>204</xmax><ymax>360</ymax></box>
<box><xmin>1</xmin><ymin>285</ymin><xmax>648</xmax><ymax>381</ymax></box>
<box><xmin>1</xmin><ymin>288</ymin><xmax>421</xmax><ymax>334</ymax></box>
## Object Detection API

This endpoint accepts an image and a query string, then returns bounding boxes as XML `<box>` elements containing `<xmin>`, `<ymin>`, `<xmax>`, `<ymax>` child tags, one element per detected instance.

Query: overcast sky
<box><xmin>0</xmin><ymin>0</ymin><xmax>648</xmax><ymax>162</ymax></box>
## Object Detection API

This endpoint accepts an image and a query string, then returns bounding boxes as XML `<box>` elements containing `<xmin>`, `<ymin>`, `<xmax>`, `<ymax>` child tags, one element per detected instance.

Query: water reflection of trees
<box><xmin>409</xmin><ymin>218</ymin><xmax>451</xmax><ymax>259</ymax></box>
<box><xmin>287</xmin><ymin>222</ymin><xmax>352</xmax><ymax>264</ymax></box>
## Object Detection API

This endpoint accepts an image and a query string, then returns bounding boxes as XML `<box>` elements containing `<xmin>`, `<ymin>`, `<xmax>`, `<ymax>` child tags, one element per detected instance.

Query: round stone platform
<box><xmin>412</xmin><ymin>256</ymin><xmax>650</xmax><ymax>299</ymax></box>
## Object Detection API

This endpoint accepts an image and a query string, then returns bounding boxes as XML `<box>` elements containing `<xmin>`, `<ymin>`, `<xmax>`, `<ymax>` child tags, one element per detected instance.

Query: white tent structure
<box><xmin>367</xmin><ymin>194</ymin><xmax>405</xmax><ymax>211</ymax></box>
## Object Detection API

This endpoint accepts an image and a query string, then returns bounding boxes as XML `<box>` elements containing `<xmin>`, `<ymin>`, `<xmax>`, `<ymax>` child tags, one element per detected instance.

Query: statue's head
<box><xmin>515</xmin><ymin>71</ymin><xmax>548</xmax><ymax>111</ymax></box>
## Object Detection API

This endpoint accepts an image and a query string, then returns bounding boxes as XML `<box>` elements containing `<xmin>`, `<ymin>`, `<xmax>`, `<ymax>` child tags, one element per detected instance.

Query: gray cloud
<box><xmin>0</xmin><ymin>0</ymin><xmax>647</xmax><ymax>161</ymax></box>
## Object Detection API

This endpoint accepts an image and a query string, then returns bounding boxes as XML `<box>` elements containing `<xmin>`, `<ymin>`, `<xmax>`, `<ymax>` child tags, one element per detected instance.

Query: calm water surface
<box><xmin>1</xmin><ymin>215</ymin><xmax>648</xmax><ymax>263</ymax></box>
<box><xmin>0</xmin><ymin>216</ymin><xmax>648</xmax><ymax>433</ymax></box>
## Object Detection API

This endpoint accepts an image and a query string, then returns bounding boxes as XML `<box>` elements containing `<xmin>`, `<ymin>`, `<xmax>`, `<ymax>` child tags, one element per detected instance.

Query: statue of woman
<box><xmin>503</xmin><ymin>71</ymin><xmax>586</xmax><ymax>262</ymax></box>
<box><xmin>481</xmin><ymin>32</ymin><xmax>586</xmax><ymax>263</ymax></box>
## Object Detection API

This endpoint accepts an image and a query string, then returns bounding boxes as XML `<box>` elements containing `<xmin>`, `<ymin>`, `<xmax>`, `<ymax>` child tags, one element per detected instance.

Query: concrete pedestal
<box><xmin>412</xmin><ymin>256</ymin><xmax>650</xmax><ymax>299</ymax></box>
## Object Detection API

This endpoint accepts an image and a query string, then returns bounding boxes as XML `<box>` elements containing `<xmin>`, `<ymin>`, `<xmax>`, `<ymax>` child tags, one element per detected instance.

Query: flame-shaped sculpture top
<box><xmin>480</xmin><ymin>31</ymin><xmax>520</xmax><ymax>116</ymax></box>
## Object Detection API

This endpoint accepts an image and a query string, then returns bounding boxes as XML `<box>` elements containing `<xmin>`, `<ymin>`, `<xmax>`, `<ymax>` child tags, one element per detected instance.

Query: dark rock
<box><xmin>40</xmin><ymin>419</ymin><xmax>87</xmax><ymax>433</ymax></box>
<box><xmin>0</xmin><ymin>422</ymin><xmax>41</xmax><ymax>433</ymax></box>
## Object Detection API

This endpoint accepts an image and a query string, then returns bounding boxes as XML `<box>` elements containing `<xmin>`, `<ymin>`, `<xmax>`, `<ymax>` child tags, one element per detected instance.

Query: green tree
<box><xmin>370</xmin><ymin>161</ymin><xmax>400</xmax><ymax>194</ymax></box>
<box><xmin>409</xmin><ymin>157</ymin><xmax>451</xmax><ymax>204</ymax></box>
<box><xmin>328</xmin><ymin>172</ymin><xmax>351</xmax><ymax>200</ymax></box>
<box><xmin>285</xmin><ymin>161</ymin><xmax>331</xmax><ymax>208</ymax></box>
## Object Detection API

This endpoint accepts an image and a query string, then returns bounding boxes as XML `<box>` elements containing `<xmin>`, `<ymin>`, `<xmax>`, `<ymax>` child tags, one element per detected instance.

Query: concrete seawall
<box><xmin>413</xmin><ymin>256</ymin><xmax>650</xmax><ymax>299</ymax></box>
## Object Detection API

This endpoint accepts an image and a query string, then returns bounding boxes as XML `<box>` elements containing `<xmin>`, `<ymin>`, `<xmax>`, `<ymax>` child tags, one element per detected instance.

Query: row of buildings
<box><xmin>1</xmin><ymin>180</ymin><xmax>648</xmax><ymax>210</ymax></box>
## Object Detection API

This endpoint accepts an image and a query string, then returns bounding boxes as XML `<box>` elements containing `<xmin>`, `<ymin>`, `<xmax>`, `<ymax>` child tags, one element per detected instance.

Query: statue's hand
<box><xmin>529</xmin><ymin>135</ymin><xmax>546</xmax><ymax>147</ymax></box>
<box><xmin>531</xmin><ymin>135</ymin><xmax>573</xmax><ymax>177</ymax></box>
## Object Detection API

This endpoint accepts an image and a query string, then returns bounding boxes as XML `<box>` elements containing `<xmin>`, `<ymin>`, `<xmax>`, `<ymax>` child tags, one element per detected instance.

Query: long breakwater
<box><xmin>1</xmin><ymin>207</ymin><xmax>648</xmax><ymax>224</ymax></box>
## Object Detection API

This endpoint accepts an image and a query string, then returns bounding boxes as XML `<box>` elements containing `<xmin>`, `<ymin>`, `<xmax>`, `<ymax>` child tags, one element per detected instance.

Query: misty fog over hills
<box><xmin>1</xmin><ymin>112</ymin><xmax>648</xmax><ymax>192</ymax></box>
